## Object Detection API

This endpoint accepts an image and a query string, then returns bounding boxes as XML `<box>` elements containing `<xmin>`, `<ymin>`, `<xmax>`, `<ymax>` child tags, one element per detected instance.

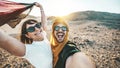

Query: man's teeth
<box><xmin>58</xmin><ymin>33</ymin><xmax>63</xmax><ymax>35</ymax></box>
<box><xmin>58</xmin><ymin>35</ymin><xmax>63</xmax><ymax>38</ymax></box>
<box><xmin>57</xmin><ymin>33</ymin><xmax>64</xmax><ymax>38</ymax></box>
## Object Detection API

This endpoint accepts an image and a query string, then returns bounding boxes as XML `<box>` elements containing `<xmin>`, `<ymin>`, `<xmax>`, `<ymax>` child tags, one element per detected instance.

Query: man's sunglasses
<box><xmin>26</xmin><ymin>23</ymin><xmax>41</xmax><ymax>32</ymax></box>
<box><xmin>54</xmin><ymin>26</ymin><xmax>67</xmax><ymax>31</ymax></box>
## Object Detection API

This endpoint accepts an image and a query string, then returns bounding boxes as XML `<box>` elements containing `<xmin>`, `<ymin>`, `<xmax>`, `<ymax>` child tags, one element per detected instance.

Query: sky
<box><xmin>9</xmin><ymin>0</ymin><xmax>120</xmax><ymax>16</ymax></box>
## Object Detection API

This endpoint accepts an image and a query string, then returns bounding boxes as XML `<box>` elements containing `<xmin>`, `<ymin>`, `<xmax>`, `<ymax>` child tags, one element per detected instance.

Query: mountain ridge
<box><xmin>64</xmin><ymin>11</ymin><xmax>120</xmax><ymax>21</ymax></box>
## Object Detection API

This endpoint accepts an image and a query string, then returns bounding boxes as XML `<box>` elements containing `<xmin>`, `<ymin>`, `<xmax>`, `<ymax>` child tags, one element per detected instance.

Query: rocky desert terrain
<box><xmin>0</xmin><ymin>11</ymin><xmax>120</xmax><ymax>68</ymax></box>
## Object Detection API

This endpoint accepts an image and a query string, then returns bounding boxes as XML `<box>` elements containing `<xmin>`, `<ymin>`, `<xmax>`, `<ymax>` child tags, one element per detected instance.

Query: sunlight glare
<box><xmin>48</xmin><ymin>0</ymin><xmax>72</xmax><ymax>16</ymax></box>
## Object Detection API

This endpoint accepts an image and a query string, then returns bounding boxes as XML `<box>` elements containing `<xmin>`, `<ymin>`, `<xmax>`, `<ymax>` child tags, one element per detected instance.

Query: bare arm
<box><xmin>66</xmin><ymin>52</ymin><xmax>96</xmax><ymax>68</ymax></box>
<box><xmin>0</xmin><ymin>31</ymin><xmax>25</xmax><ymax>56</ymax></box>
<box><xmin>35</xmin><ymin>2</ymin><xmax>47</xmax><ymax>31</ymax></box>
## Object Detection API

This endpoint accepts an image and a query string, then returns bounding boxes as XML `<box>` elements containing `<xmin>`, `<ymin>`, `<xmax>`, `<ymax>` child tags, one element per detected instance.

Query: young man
<box><xmin>50</xmin><ymin>17</ymin><xmax>96</xmax><ymax>68</ymax></box>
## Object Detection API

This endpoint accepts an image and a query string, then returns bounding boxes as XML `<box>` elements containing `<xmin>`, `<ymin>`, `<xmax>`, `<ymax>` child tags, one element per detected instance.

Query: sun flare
<box><xmin>46</xmin><ymin>0</ymin><xmax>73</xmax><ymax>16</ymax></box>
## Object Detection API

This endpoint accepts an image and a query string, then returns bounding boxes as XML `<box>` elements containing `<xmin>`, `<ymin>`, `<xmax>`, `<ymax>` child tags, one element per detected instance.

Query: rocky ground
<box><xmin>0</xmin><ymin>20</ymin><xmax>120</xmax><ymax>68</ymax></box>
<box><xmin>68</xmin><ymin>20</ymin><xmax>120</xmax><ymax>68</ymax></box>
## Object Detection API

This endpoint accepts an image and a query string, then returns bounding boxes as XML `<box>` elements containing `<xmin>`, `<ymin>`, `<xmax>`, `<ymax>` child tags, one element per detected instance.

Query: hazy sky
<box><xmin>9</xmin><ymin>0</ymin><xmax>120</xmax><ymax>16</ymax></box>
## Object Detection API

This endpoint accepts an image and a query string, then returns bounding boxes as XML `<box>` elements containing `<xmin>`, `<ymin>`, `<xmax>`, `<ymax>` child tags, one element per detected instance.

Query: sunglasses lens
<box><xmin>36</xmin><ymin>23</ymin><xmax>41</xmax><ymax>28</ymax></box>
<box><xmin>62</xmin><ymin>26</ymin><xmax>67</xmax><ymax>31</ymax></box>
<box><xmin>54</xmin><ymin>26</ymin><xmax>59</xmax><ymax>31</ymax></box>
<box><xmin>54</xmin><ymin>26</ymin><xmax>67</xmax><ymax>31</ymax></box>
<box><xmin>26</xmin><ymin>23</ymin><xmax>41</xmax><ymax>32</ymax></box>
<box><xmin>26</xmin><ymin>27</ymin><xmax>35</xmax><ymax>32</ymax></box>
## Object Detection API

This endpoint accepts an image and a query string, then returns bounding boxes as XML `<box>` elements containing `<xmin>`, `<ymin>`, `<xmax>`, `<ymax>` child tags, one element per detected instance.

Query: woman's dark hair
<box><xmin>20</xmin><ymin>19</ymin><xmax>38</xmax><ymax>44</ymax></box>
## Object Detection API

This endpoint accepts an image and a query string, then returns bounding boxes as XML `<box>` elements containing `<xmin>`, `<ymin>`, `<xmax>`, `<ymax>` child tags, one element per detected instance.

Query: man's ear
<box><xmin>25</xmin><ymin>34</ymin><xmax>30</xmax><ymax>38</ymax></box>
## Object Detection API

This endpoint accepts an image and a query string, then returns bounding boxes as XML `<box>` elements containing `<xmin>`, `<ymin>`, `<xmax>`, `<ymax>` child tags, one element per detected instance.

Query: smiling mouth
<box><xmin>58</xmin><ymin>35</ymin><xmax>63</xmax><ymax>38</ymax></box>
<box><xmin>57</xmin><ymin>33</ymin><xmax>64</xmax><ymax>38</ymax></box>
<box><xmin>34</xmin><ymin>32</ymin><xmax>41</xmax><ymax>36</ymax></box>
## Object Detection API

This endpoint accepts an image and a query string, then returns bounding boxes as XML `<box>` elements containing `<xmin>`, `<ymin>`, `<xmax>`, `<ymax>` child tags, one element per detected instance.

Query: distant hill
<box><xmin>64</xmin><ymin>11</ymin><xmax>120</xmax><ymax>21</ymax></box>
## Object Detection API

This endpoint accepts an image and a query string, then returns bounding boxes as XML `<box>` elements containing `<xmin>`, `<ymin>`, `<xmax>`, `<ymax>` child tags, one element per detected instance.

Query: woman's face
<box><xmin>25</xmin><ymin>23</ymin><xmax>44</xmax><ymax>41</ymax></box>
<box><xmin>54</xmin><ymin>24</ymin><xmax>67</xmax><ymax>43</ymax></box>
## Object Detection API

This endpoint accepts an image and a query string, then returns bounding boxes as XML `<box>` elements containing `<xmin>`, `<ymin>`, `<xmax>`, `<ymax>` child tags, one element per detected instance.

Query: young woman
<box><xmin>20</xmin><ymin>2</ymin><xmax>53</xmax><ymax>68</ymax></box>
<box><xmin>0</xmin><ymin>2</ymin><xmax>52</xmax><ymax>68</ymax></box>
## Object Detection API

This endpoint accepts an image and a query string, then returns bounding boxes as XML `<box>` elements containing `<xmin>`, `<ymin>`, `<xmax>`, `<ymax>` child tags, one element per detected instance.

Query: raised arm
<box><xmin>0</xmin><ymin>31</ymin><xmax>25</xmax><ymax>56</ymax></box>
<box><xmin>35</xmin><ymin>2</ymin><xmax>47</xmax><ymax>31</ymax></box>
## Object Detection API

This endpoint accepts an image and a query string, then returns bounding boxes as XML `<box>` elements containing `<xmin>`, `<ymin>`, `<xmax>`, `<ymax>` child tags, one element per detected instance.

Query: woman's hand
<box><xmin>34</xmin><ymin>2</ymin><xmax>43</xmax><ymax>10</ymax></box>
<box><xmin>34</xmin><ymin>2</ymin><xmax>46</xmax><ymax>31</ymax></box>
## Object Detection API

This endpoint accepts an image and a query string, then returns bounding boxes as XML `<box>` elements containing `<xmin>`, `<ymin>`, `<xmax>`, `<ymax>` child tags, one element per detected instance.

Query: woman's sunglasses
<box><xmin>26</xmin><ymin>23</ymin><xmax>41</xmax><ymax>32</ymax></box>
<box><xmin>54</xmin><ymin>26</ymin><xmax>67</xmax><ymax>31</ymax></box>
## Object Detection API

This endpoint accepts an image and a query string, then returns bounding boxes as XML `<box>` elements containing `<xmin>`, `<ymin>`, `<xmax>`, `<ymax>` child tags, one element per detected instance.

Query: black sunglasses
<box><xmin>26</xmin><ymin>23</ymin><xmax>41</xmax><ymax>32</ymax></box>
<box><xmin>54</xmin><ymin>26</ymin><xmax>67</xmax><ymax>31</ymax></box>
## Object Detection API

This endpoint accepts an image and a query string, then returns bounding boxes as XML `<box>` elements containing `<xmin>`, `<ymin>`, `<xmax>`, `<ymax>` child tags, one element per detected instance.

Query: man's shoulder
<box><xmin>65</xmin><ymin>41</ymin><xmax>77</xmax><ymax>47</ymax></box>
<box><xmin>61</xmin><ymin>41</ymin><xmax>80</xmax><ymax>57</ymax></box>
<box><xmin>66</xmin><ymin>41</ymin><xmax>76</xmax><ymax>45</ymax></box>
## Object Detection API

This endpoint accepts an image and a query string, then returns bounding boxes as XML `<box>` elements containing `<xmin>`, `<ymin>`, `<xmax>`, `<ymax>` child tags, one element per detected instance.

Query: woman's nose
<box><xmin>35</xmin><ymin>27</ymin><xmax>40</xmax><ymax>31</ymax></box>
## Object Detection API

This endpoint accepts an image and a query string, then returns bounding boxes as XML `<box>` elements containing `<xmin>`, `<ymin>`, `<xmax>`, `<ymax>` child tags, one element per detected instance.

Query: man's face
<box><xmin>54</xmin><ymin>24</ymin><xmax>67</xmax><ymax>43</ymax></box>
